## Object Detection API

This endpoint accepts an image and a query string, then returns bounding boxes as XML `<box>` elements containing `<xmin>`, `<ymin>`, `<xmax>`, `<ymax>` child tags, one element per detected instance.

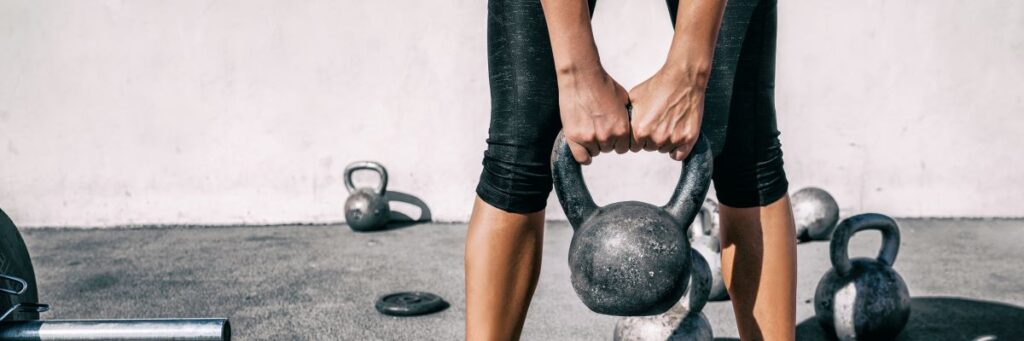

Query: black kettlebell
<box><xmin>344</xmin><ymin>161</ymin><xmax>390</xmax><ymax>232</ymax></box>
<box><xmin>613</xmin><ymin>249</ymin><xmax>714</xmax><ymax>341</ymax></box>
<box><xmin>551</xmin><ymin>132</ymin><xmax>713</xmax><ymax>316</ymax></box>
<box><xmin>689</xmin><ymin>199</ymin><xmax>729</xmax><ymax>302</ymax></box>
<box><xmin>814</xmin><ymin>213</ymin><xmax>910</xmax><ymax>340</ymax></box>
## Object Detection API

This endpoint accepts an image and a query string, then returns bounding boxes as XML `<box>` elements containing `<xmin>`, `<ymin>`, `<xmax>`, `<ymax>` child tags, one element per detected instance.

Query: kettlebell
<box><xmin>688</xmin><ymin>199</ymin><xmax>720</xmax><ymax>252</ymax></box>
<box><xmin>613</xmin><ymin>249</ymin><xmax>714</xmax><ymax>341</ymax></box>
<box><xmin>689</xmin><ymin>199</ymin><xmax>729</xmax><ymax>302</ymax></box>
<box><xmin>551</xmin><ymin>132</ymin><xmax>713</xmax><ymax>316</ymax></box>
<box><xmin>792</xmin><ymin>187</ymin><xmax>840</xmax><ymax>242</ymax></box>
<box><xmin>813</xmin><ymin>213</ymin><xmax>910</xmax><ymax>341</ymax></box>
<box><xmin>344</xmin><ymin>161</ymin><xmax>390</xmax><ymax>232</ymax></box>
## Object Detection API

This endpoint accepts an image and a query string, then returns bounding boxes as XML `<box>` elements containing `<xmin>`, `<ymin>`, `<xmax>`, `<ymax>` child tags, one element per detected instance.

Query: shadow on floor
<box><xmin>795</xmin><ymin>296</ymin><xmax>1024</xmax><ymax>340</ymax></box>
<box><xmin>368</xmin><ymin>191</ymin><xmax>431</xmax><ymax>232</ymax></box>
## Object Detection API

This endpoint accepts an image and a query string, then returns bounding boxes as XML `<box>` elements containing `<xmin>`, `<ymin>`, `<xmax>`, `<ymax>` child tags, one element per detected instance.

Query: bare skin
<box><xmin>721</xmin><ymin>195</ymin><xmax>798</xmax><ymax>340</ymax></box>
<box><xmin>466</xmin><ymin>0</ymin><xmax>797</xmax><ymax>340</ymax></box>
<box><xmin>629</xmin><ymin>0</ymin><xmax>726</xmax><ymax>160</ymax></box>
<box><xmin>465</xmin><ymin>197</ymin><xmax>545</xmax><ymax>340</ymax></box>
<box><xmin>541</xmin><ymin>0</ymin><xmax>632</xmax><ymax>164</ymax></box>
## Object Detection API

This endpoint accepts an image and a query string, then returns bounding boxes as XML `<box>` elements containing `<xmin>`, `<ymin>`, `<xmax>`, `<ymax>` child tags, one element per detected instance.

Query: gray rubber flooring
<box><xmin>18</xmin><ymin>219</ymin><xmax>1024</xmax><ymax>340</ymax></box>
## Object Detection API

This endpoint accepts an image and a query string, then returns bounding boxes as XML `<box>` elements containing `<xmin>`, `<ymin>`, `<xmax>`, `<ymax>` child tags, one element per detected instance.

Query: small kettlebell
<box><xmin>552</xmin><ymin>131</ymin><xmax>713</xmax><ymax>316</ymax></box>
<box><xmin>813</xmin><ymin>213</ymin><xmax>911</xmax><ymax>340</ymax></box>
<box><xmin>689</xmin><ymin>199</ymin><xmax>729</xmax><ymax>302</ymax></box>
<box><xmin>344</xmin><ymin>161</ymin><xmax>390</xmax><ymax>232</ymax></box>
<box><xmin>613</xmin><ymin>249</ymin><xmax>714</xmax><ymax>341</ymax></box>
<box><xmin>792</xmin><ymin>187</ymin><xmax>840</xmax><ymax>242</ymax></box>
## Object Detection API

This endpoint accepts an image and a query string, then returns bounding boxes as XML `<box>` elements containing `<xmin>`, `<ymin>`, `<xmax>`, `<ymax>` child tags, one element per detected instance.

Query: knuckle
<box><xmin>633</xmin><ymin>126</ymin><xmax>651</xmax><ymax>139</ymax></box>
<box><xmin>612</xmin><ymin>126</ymin><xmax>630</xmax><ymax>138</ymax></box>
<box><xmin>566</xmin><ymin>131</ymin><xmax>594</xmax><ymax>143</ymax></box>
<box><xmin>651</xmin><ymin>132</ymin><xmax>669</xmax><ymax>146</ymax></box>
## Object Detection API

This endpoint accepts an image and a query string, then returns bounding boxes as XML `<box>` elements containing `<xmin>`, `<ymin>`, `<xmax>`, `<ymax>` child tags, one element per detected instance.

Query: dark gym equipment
<box><xmin>688</xmin><ymin>199</ymin><xmax>728</xmax><ymax>302</ymax></box>
<box><xmin>613</xmin><ymin>249</ymin><xmax>714</xmax><ymax>341</ymax></box>
<box><xmin>374</xmin><ymin>291</ymin><xmax>449</xmax><ymax>317</ymax></box>
<box><xmin>0</xmin><ymin>207</ymin><xmax>231</xmax><ymax>341</ymax></box>
<box><xmin>0</xmin><ymin>319</ymin><xmax>231</xmax><ymax>341</ymax></box>
<box><xmin>552</xmin><ymin>132</ymin><xmax>713</xmax><ymax>316</ymax></box>
<box><xmin>792</xmin><ymin>187</ymin><xmax>840</xmax><ymax>242</ymax></box>
<box><xmin>814</xmin><ymin>213</ymin><xmax>910</xmax><ymax>341</ymax></box>
<box><xmin>344</xmin><ymin>161</ymin><xmax>391</xmax><ymax>231</ymax></box>
<box><xmin>1</xmin><ymin>208</ymin><xmax>41</xmax><ymax>322</ymax></box>
<box><xmin>688</xmin><ymin>199</ymin><xmax>721</xmax><ymax>253</ymax></box>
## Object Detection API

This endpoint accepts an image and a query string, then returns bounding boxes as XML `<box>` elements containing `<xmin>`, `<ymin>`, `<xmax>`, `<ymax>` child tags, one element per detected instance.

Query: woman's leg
<box><xmin>465</xmin><ymin>198</ymin><xmax>545</xmax><ymax>340</ymax></box>
<box><xmin>718</xmin><ymin>1</ymin><xmax>796</xmax><ymax>339</ymax></box>
<box><xmin>719</xmin><ymin>197</ymin><xmax>796</xmax><ymax>341</ymax></box>
<box><xmin>467</xmin><ymin>0</ymin><xmax>596</xmax><ymax>339</ymax></box>
<box><xmin>674</xmin><ymin>0</ymin><xmax>796</xmax><ymax>338</ymax></box>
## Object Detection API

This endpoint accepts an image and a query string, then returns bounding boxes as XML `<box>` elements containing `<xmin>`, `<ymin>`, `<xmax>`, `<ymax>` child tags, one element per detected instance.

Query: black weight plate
<box><xmin>0</xmin><ymin>207</ymin><xmax>40</xmax><ymax>321</ymax></box>
<box><xmin>375</xmin><ymin>291</ymin><xmax>449</xmax><ymax>317</ymax></box>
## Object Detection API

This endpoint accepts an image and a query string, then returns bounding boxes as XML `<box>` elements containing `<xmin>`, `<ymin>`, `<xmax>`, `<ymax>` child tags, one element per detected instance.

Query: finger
<box><xmin>612</xmin><ymin>118</ymin><xmax>631</xmax><ymax>155</ymax></box>
<box><xmin>613</xmin><ymin>136</ymin><xmax>630</xmax><ymax>154</ymax></box>
<box><xmin>584</xmin><ymin>140</ymin><xmax>600</xmax><ymax>157</ymax></box>
<box><xmin>659</xmin><ymin>131</ymin><xmax>684</xmax><ymax>153</ymax></box>
<box><xmin>642</xmin><ymin>136</ymin><xmax>658</xmax><ymax>152</ymax></box>
<box><xmin>598</xmin><ymin>135</ymin><xmax>615</xmax><ymax>153</ymax></box>
<box><xmin>629</xmin><ymin>129</ymin><xmax>643</xmax><ymax>153</ymax></box>
<box><xmin>670</xmin><ymin>142</ymin><xmax>695</xmax><ymax>161</ymax></box>
<box><xmin>568</xmin><ymin>141</ymin><xmax>593</xmax><ymax>165</ymax></box>
<box><xmin>657</xmin><ymin>139</ymin><xmax>675</xmax><ymax>153</ymax></box>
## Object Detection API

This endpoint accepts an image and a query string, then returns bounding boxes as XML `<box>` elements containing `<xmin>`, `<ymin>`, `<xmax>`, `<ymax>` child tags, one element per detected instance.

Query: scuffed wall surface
<box><xmin>1</xmin><ymin>0</ymin><xmax>1021</xmax><ymax>227</ymax></box>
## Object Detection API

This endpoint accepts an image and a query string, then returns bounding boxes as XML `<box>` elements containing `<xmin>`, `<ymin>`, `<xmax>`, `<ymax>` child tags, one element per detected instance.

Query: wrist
<box><xmin>555</xmin><ymin>56</ymin><xmax>603</xmax><ymax>77</ymax></box>
<box><xmin>555</xmin><ymin>61</ymin><xmax>606</xmax><ymax>87</ymax></box>
<box><xmin>661</xmin><ymin>58</ymin><xmax>712</xmax><ymax>89</ymax></box>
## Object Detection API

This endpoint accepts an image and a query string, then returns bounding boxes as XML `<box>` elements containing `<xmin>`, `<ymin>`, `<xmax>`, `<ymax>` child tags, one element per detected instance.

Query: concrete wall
<box><xmin>1</xmin><ymin>0</ymin><xmax>1021</xmax><ymax>227</ymax></box>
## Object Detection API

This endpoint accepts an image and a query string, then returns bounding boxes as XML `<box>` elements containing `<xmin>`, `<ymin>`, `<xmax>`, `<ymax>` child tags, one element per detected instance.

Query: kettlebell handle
<box><xmin>830</xmin><ymin>213</ymin><xmax>901</xmax><ymax>277</ymax></box>
<box><xmin>550</xmin><ymin>131</ymin><xmax>713</xmax><ymax>230</ymax></box>
<box><xmin>344</xmin><ymin>161</ymin><xmax>388</xmax><ymax>195</ymax></box>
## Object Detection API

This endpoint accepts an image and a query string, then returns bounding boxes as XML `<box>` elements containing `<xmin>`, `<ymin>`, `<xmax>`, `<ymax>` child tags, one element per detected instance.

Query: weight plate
<box><xmin>375</xmin><ymin>291</ymin><xmax>449</xmax><ymax>317</ymax></box>
<box><xmin>0</xmin><ymin>207</ymin><xmax>40</xmax><ymax>321</ymax></box>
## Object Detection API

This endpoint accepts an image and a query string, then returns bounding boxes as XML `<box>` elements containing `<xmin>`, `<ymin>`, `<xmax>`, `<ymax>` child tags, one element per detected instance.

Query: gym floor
<box><xmin>19</xmin><ymin>219</ymin><xmax>1024</xmax><ymax>341</ymax></box>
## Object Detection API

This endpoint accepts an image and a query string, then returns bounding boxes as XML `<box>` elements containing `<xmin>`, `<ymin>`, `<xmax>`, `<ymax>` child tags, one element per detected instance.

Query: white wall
<box><xmin>1</xmin><ymin>0</ymin><xmax>1022</xmax><ymax>227</ymax></box>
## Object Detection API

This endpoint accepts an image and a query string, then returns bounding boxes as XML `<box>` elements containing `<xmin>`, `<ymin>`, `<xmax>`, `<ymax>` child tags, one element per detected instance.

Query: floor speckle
<box><xmin>19</xmin><ymin>219</ymin><xmax>1024</xmax><ymax>340</ymax></box>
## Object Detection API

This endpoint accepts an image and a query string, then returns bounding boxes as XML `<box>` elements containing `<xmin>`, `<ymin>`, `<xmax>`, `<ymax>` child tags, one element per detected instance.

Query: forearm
<box><xmin>665</xmin><ymin>0</ymin><xmax>727</xmax><ymax>85</ymax></box>
<box><xmin>539</xmin><ymin>0</ymin><xmax>601</xmax><ymax>77</ymax></box>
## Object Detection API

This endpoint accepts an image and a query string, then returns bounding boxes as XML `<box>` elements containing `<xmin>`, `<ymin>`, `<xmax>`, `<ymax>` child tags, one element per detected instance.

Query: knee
<box><xmin>476</xmin><ymin>145</ymin><xmax>553</xmax><ymax>214</ymax></box>
<box><xmin>712</xmin><ymin>142</ymin><xmax>789</xmax><ymax>208</ymax></box>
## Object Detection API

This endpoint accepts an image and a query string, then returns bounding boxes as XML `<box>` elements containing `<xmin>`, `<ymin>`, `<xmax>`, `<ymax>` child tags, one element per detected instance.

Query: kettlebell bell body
<box><xmin>344</xmin><ymin>161</ymin><xmax>390</xmax><ymax>232</ymax></box>
<box><xmin>552</xmin><ymin>132</ymin><xmax>713</xmax><ymax>316</ymax></box>
<box><xmin>689</xmin><ymin>199</ymin><xmax>721</xmax><ymax>252</ymax></box>
<box><xmin>613</xmin><ymin>249</ymin><xmax>714</xmax><ymax>341</ymax></box>
<box><xmin>792</xmin><ymin>187</ymin><xmax>840</xmax><ymax>242</ymax></box>
<box><xmin>614</xmin><ymin>309</ymin><xmax>712</xmax><ymax>341</ymax></box>
<box><xmin>689</xmin><ymin>199</ymin><xmax>728</xmax><ymax>302</ymax></box>
<box><xmin>813</xmin><ymin>213</ymin><xmax>910</xmax><ymax>341</ymax></box>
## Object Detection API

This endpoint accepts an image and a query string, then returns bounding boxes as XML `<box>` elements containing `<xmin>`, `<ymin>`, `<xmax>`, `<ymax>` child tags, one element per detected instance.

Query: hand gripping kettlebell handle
<box><xmin>344</xmin><ymin>161</ymin><xmax>388</xmax><ymax>195</ymax></box>
<box><xmin>830</xmin><ymin>213</ymin><xmax>901</xmax><ymax>277</ymax></box>
<box><xmin>550</xmin><ymin>131</ymin><xmax>713</xmax><ymax>230</ymax></box>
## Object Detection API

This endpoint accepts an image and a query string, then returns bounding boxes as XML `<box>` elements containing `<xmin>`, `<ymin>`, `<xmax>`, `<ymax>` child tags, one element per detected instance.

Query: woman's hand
<box><xmin>630</xmin><ymin>0</ymin><xmax>725</xmax><ymax>161</ymax></box>
<box><xmin>628</xmin><ymin>65</ymin><xmax>709</xmax><ymax>161</ymax></box>
<box><xmin>558</xmin><ymin>67</ymin><xmax>631</xmax><ymax>165</ymax></box>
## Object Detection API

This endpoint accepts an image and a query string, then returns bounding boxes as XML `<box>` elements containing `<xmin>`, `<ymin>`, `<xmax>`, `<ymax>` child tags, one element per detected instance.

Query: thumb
<box><xmin>568</xmin><ymin>140</ymin><xmax>593</xmax><ymax>165</ymax></box>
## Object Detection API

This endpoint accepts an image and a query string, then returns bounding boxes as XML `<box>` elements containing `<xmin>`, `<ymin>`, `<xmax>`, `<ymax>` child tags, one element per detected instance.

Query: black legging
<box><xmin>477</xmin><ymin>0</ymin><xmax>787</xmax><ymax>213</ymax></box>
